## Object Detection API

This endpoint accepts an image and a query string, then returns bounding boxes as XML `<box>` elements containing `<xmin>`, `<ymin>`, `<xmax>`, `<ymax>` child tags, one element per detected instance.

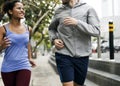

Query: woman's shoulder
<box><xmin>22</xmin><ymin>23</ymin><xmax>32</xmax><ymax>31</ymax></box>
<box><xmin>0</xmin><ymin>23</ymin><xmax>8</xmax><ymax>34</ymax></box>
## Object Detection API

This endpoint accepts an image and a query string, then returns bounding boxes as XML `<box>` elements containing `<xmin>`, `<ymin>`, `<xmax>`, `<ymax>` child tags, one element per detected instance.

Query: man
<box><xmin>48</xmin><ymin>0</ymin><xmax>100</xmax><ymax>86</ymax></box>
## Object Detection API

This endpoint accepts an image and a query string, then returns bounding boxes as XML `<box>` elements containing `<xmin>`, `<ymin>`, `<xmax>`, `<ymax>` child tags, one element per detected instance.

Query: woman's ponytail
<box><xmin>0</xmin><ymin>12</ymin><xmax>4</xmax><ymax>21</ymax></box>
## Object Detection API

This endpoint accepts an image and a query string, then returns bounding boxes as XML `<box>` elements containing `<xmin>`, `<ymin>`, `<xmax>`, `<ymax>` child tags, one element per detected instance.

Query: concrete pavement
<box><xmin>30</xmin><ymin>53</ymin><xmax>98</xmax><ymax>86</ymax></box>
<box><xmin>0</xmin><ymin>55</ymin><xmax>3</xmax><ymax>86</ymax></box>
<box><xmin>0</xmin><ymin>53</ymin><xmax>99</xmax><ymax>86</ymax></box>
<box><xmin>3</xmin><ymin>52</ymin><xmax>120</xmax><ymax>86</ymax></box>
<box><xmin>0</xmin><ymin>53</ymin><xmax>62</xmax><ymax>86</ymax></box>
<box><xmin>90</xmin><ymin>52</ymin><xmax>120</xmax><ymax>63</ymax></box>
<box><xmin>30</xmin><ymin>53</ymin><xmax>62</xmax><ymax>86</ymax></box>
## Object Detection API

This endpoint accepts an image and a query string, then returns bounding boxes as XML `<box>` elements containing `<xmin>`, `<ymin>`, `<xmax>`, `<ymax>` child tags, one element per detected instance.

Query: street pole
<box><xmin>97</xmin><ymin>36</ymin><xmax>101</xmax><ymax>58</ymax></box>
<box><xmin>109</xmin><ymin>21</ymin><xmax>114</xmax><ymax>60</ymax></box>
<box><xmin>112</xmin><ymin>0</ymin><xmax>115</xmax><ymax>16</ymax></box>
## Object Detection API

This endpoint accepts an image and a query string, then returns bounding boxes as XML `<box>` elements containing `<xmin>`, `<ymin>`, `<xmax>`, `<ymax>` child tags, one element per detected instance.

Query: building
<box><xmin>102</xmin><ymin>0</ymin><xmax>120</xmax><ymax>17</ymax></box>
<box><xmin>100</xmin><ymin>0</ymin><xmax>120</xmax><ymax>39</ymax></box>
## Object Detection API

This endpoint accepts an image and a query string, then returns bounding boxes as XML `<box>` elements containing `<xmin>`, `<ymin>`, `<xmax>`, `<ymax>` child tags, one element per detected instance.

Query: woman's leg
<box><xmin>1</xmin><ymin>71</ymin><xmax>16</xmax><ymax>86</ymax></box>
<box><xmin>16</xmin><ymin>69</ymin><xmax>31</xmax><ymax>86</ymax></box>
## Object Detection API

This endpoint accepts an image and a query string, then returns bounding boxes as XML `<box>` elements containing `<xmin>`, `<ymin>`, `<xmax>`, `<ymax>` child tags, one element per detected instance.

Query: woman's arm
<box><xmin>28</xmin><ymin>26</ymin><xmax>36</xmax><ymax>67</ymax></box>
<box><xmin>0</xmin><ymin>26</ymin><xmax>5</xmax><ymax>52</ymax></box>
<box><xmin>0</xmin><ymin>26</ymin><xmax>10</xmax><ymax>52</ymax></box>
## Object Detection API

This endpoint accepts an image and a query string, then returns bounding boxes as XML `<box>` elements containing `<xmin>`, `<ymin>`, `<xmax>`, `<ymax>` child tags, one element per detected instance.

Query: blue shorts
<box><xmin>55</xmin><ymin>53</ymin><xmax>89</xmax><ymax>85</ymax></box>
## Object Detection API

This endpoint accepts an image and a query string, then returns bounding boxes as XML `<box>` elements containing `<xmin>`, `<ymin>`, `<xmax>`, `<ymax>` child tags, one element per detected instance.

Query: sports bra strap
<box><xmin>3</xmin><ymin>25</ymin><xmax>7</xmax><ymax>37</ymax></box>
<box><xmin>3</xmin><ymin>25</ymin><xmax>7</xmax><ymax>32</ymax></box>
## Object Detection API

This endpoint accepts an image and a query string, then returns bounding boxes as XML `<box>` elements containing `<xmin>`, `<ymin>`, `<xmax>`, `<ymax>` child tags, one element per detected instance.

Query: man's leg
<box><xmin>55</xmin><ymin>53</ymin><xmax>74</xmax><ymax>86</ymax></box>
<box><xmin>74</xmin><ymin>82</ymin><xmax>87</xmax><ymax>86</ymax></box>
<box><xmin>74</xmin><ymin>82</ymin><xmax>80</xmax><ymax>86</ymax></box>
<box><xmin>72</xmin><ymin>56</ymin><xmax>89</xmax><ymax>86</ymax></box>
<box><xmin>63</xmin><ymin>81</ymin><xmax>74</xmax><ymax>86</ymax></box>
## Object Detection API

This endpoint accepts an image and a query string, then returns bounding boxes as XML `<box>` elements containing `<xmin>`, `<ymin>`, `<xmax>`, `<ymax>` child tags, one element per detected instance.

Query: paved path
<box><xmin>0</xmin><ymin>55</ymin><xmax>3</xmax><ymax>86</ymax></box>
<box><xmin>0</xmin><ymin>53</ymin><xmax>62</xmax><ymax>86</ymax></box>
<box><xmin>0</xmin><ymin>52</ymin><xmax>120</xmax><ymax>86</ymax></box>
<box><xmin>0</xmin><ymin>53</ymin><xmax>99</xmax><ymax>86</ymax></box>
<box><xmin>90</xmin><ymin>52</ymin><xmax>120</xmax><ymax>63</ymax></box>
<box><xmin>30</xmin><ymin>54</ymin><xmax>62</xmax><ymax>86</ymax></box>
<box><xmin>31</xmin><ymin>54</ymin><xmax>98</xmax><ymax>86</ymax></box>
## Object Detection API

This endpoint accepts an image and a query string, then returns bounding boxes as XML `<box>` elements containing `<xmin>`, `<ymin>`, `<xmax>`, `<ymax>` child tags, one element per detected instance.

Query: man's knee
<box><xmin>63</xmin><ymin>81</ymin><xmax>73</xmax><ymax>86</ymax></box>
<box><xmin>74</xmin><ymin>82</ymin><xmax>85</xmax><ymax>86</ymax></box>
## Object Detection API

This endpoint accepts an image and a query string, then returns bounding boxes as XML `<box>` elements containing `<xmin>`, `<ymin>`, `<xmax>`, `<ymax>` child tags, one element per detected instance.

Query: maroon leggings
<box><xmin>1</xmin><ymin>69</ymin><xmax>31</xmax><ymax>86</ymax></box>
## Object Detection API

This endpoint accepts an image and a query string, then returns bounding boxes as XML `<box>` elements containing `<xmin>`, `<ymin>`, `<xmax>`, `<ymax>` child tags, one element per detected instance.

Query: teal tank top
<box><xmin>1</xmin><ymin>23</ymin><xmax>31</xmax><ymax>72</ymax></box>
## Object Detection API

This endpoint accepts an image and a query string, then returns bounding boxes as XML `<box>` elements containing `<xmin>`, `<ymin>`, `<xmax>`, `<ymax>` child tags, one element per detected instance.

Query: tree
<box><xmin>23</xmin><ymin>0</ymin><xmax>60</xmax><ymax>53</ymax></box>
<box><xmin>0</xmin><ymin>0</ymin><xmax>5</xmax><ymax>21</ymax></box>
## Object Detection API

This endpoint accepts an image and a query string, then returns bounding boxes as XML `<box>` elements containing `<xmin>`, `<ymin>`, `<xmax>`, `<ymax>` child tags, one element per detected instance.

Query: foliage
<box><xmin>23</xmin><ymin>0</ymin><xmax>60</xmax><ymax>52</ymax></box>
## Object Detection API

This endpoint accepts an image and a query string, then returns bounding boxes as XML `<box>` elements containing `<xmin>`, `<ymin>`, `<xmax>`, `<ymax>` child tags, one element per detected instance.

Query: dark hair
<box><xmin>0</xmin><ymin>12</ymin><xmax>4</xmax><ymax>21</ymax></box>
<box><xmin>1</xmin><ymin>0</ymin><xmax>21</xmax><ymax>19</ymax></box>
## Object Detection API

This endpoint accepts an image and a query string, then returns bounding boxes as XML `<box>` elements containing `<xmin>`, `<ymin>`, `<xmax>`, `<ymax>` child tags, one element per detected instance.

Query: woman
<box><xmin>0</xmin><ymin>0</ymin><xmax>36</xmax><ymax>86</ymax></box>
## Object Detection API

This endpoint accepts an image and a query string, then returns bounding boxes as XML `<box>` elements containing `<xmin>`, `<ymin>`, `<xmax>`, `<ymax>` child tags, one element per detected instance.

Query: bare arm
<box><xmin>28</xmin><ymin>27</ymin><xmax>36</xmax><ymax>67</ymax></box>
<box><xmin>0</xmin><ymin>26</ymin><xmax>10</xmax><ymax>52</ymax></box>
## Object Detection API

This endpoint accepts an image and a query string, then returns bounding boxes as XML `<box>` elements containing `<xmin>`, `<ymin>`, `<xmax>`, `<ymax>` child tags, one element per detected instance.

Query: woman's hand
<box><xmin>29</xmin><ymin>58</ymin><xmax>36</xmax><ymax>67</ymax></box>
<box><xmin>0</xmin><ymin>37</ymin><xmax>11</xmax><ymax>50</ymax></box>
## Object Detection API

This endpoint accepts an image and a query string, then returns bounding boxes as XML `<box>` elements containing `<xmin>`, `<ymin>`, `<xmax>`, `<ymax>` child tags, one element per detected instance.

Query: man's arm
<box><xmin>76</xmin><ymin>8</ymin><xmax>100</xmax><ymax>37</ymax></box>
<box><xmin>48</xmin><ymin>16</ymin><xmax>59</xmax><ymax>45</ymax></box>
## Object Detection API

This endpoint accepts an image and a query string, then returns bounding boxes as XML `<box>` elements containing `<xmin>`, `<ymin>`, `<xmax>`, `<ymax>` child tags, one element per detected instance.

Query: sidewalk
<box><xmin>30</xmin><ymin>53</ymin><xmax>62</xmax><ymax>86</ymax></box>
<box><xmin>0</xmin><ymin>54</ymin><xmax>62</xmax><ymax>86</ymax></box>
<box><xmin>1</xmin><ymin>52</ymin><xmax>120</xmax><ymax>86</ymax></box>
<box><xmin>0</xmin><ymin>56</ymin><xmax>3</xmax><ymax>86</ymax></box>
<box><xmin>90</xmin><ymin>52</ymin><xmax>120</xmax><ymax>63</ymax></box>
<box><xmin>31</xmin><ymin>53</ymin><xmax>98</xmax><ymax>86</ymax></box>
<box><xmin>0</xmin><ymin>53</ymin><xmax>99</xmax><ymax>86</ymax></box>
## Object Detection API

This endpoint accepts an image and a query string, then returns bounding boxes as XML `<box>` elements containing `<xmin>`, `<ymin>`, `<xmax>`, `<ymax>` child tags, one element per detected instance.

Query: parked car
<box><xmin>101</xmin><ymin>40</ymin><xmax>120</xmax><ymax>53</ymax></box>
<box><xmin>92</xmin><ymin>39</ymin><xmax>120</xmax><ymax>53</ymax></box>
<box><xmin>92</xmin><ymin>41</ymin><xmax>97</xmax><ymax>53</ymax></box>
<box><xmin>101</xmin><ymin>40</ymin><xmax>109</xmax><ymax>53</ymax></box>
<box><xmin>114</xmin><ymin>41</ymin><xmax>120</xmax><ymax>53</ymax></box>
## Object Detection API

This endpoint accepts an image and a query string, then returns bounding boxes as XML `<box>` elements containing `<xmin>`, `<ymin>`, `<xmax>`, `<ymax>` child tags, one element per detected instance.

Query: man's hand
<box><xmin>63</xmin><ymin>17</ymin><xmax>78</xmax><ymax>26</ymax></box>
<box><xmin>54</xmin><ymin>39</ymin><xmax>64</xmax><ymax>49</ymax></box>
